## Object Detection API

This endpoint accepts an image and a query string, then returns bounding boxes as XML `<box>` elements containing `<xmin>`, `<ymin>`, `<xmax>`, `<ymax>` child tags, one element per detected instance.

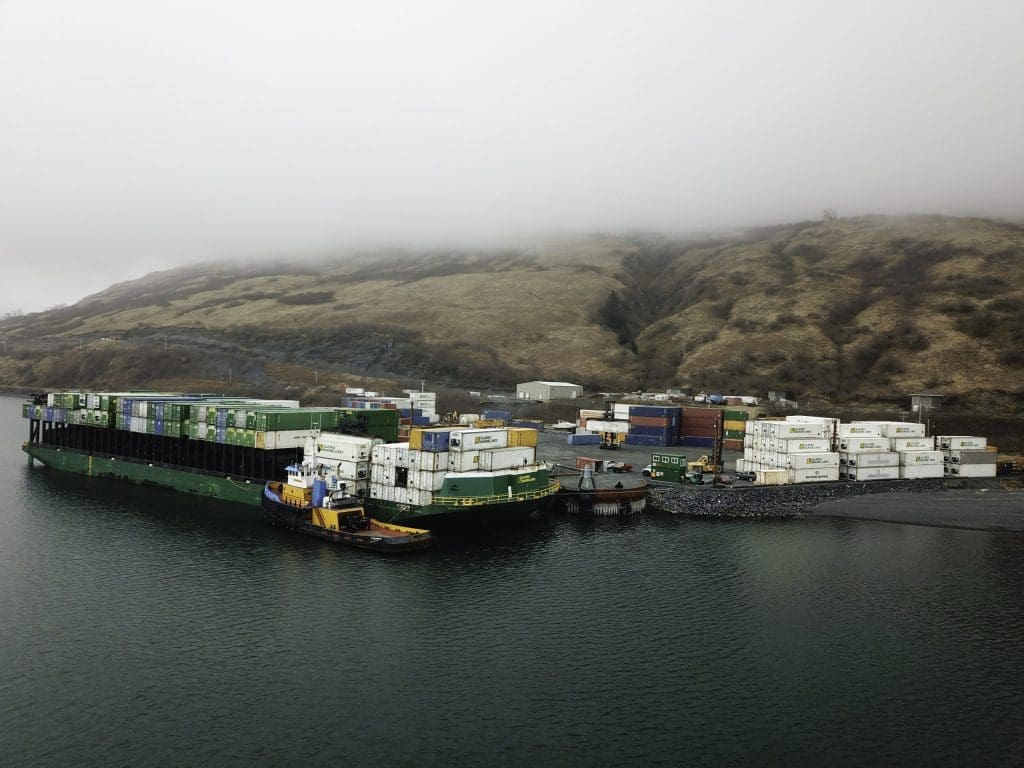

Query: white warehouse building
<box><xmin>516</xmin><ymin>381</ymin><xmax>583</xmax><ymax>401</ymax></box>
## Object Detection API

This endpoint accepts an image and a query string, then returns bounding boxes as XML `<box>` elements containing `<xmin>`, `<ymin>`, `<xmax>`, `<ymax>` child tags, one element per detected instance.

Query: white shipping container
<box><xmin>945</xmin><ymin>464</ymin><xmax>997</xmax><ymax>478</ymax></box>
<box><xmin>938</xmin><ymin>436</ymin><xmax>988</xmax><ymax>450</ymax></box>
<box><xmin>890</xmin><ymin>437</ymin><xmax>934</xmax><ymax>452</ymax></box>
<box><xmin>449</xmin><ymin>428</ymin><xmax>509</xmax><ymax>451</ymax></box>
<box><xmin>768</xmin><ymin>422</ymin><xmax>826</xmax><ymax>438</ymax></box>
<box><xmin>899</xmin><ymin>464</ymin><xmax>944</xmax><ymax>479</ymax></box>
<box><xmin>772</xmin><ymin>438</ymin><xmax>832</xmax><ymax>454</ymax></box>
<box><xmin>449</xmin><ymin>450</ymin><xmax>482</xmax><ymax>472</ymax></box>
<box><xmin>788</xmin><ymin>467</ymin><xmax>840</xmax><ymax>483</ymax></box>
<box><xmin>406</xmin><ymin>488</ymin><xmax>433</xmax><ymax>507</ymax></box>
<box><xmin>409</xmin><ymin>450</ymin><xmax>451</xmax><ymax>471</ymax></box>
<box><xmin>579</xmin><ymin>409</ymin><xmax>606</xmax><ymax>419</ymax></box>
<box><xmin>899</xmin><ymin>450</ymin><xmax>943</xmax><ymax>466</ymax></box>
<box><xmin>756</xmin><ymin>469</ymin><xmax>789</xmax><ymax>485</ymax></box>
<box><xmin>787</xmin><ymin>452</ymin><xmax>840</xmax><ymax>468</ymax></box>
<box><xmin>371</xmin><ymin>443</ymin><xmax>412</xmax><ymax>466</ymax></box>
<box><xmin>839</xmin><ymin>438</ymin><xmax>889</xmax><ymax>452</ymax></box>
<box><xmin>786</xmin><ymin>415</ymin><xmax>837</xmax><ymax>435</ymax></box>
<box><xmin>879</xmin><ymin>421</ymin><xmax>927</xmax><ymax>438</ymax></box>
<box><xmin>840</xmin><ymin>451</ymin><xmax>899</xmax><ymax>467</ymax></box>
<box><xmin>256</xmin><ymin>429</ymin><xmax>318</xmax><ymax>450</ymax></box>
<box><xmin>585</xmin><ymin>420</ymin><xmax>630</xmax><ymax>434</ymax></box>
<box><xmin>944</xmin><ymin>450</ymin><xmax>997</xmax><ymax>465</ymax></box>
<box><xmin>408</xmin><ymin>469</ymin><xmax>446</xmax><ymax>491</ymax></box>
<box><xmin>838</xmin><ymin>423</ymin><xmax>883</xmax><ymax>438</ymax></box>
<box><xmin>478</xmin><ymin>447</ymin><xmax>536</xmax><ymax>471</ymax></box>
<box><xmin>846</xmin><ymin>465</ymin><xmax>901</xmax><ymax>481</ymax></box>
<box><xmin>612</xmin><ymin>404</ymin><xmax>631</xmax><ymax>420</ymax></box>
<box><xmin>743</xmin><ymin>433</ymin><xmax>754</xmax><ymax>448</ymax></box>
<box><xmin>320</xmin><ymin>459</ymin><xmax>369</xmax><ymax>481</ymax></box>
<box><xmin>314</xmin><ymin>432</ymin><xmax>374</xmax><ymax>462</ymax></box>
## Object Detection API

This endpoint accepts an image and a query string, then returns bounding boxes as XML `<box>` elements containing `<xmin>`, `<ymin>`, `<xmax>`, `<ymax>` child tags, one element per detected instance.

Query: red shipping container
<box><xmin>629</xmin><ymin>415</ymin><xmax>670</xmax><ymax>427</ymax></box>
<box><xmin>683</xmin><ymin>407</ymin><xmax>723</xmax><ymax>422</ymax></box>
<box><xmin>723</xmin><ymin>438</ymin><xmax>744</xmax><ymax>451</ymax></box>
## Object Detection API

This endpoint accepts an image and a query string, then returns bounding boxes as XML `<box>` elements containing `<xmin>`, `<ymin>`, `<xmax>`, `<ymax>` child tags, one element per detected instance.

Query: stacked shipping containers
<box><xmin>680</xmin><ymin>407</ymin><xmax>722</xmax><ymax>449</ymax></box>
<box><xmin>939</xmin><ymin>435</ymin><xmax>997</xmax><ymax>478</ymax></box>
<box><xmin>368</xmin><ymin>426</ymin><xmax>540</xmax><ymax>507</ymax></box>
<box><xmin>624</xmin><ymin>405</ymin><xmax>680</xmax><ymax>447</ymax></box>
<box><xmin>722</xmin><ymin>409</ymin><xmax>747</xmax><ymax>452</ymax></box>
<box><xmin>739</xmin><ymin>417</ymin><xmax>840</xmax><ymax>483</ymax></box>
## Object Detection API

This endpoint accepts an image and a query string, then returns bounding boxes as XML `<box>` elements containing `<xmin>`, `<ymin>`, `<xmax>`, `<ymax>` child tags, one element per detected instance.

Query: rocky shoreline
<box><xmin>648</xmin><ymin>476</ymin><xmax>1023</xmax><ymax>528</ymax></box>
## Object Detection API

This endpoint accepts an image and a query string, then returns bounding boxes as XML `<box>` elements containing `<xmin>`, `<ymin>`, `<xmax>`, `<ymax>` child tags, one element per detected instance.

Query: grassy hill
<box><xmin>2</xmin><ymin>215</ymin><xmax>1023</xmax><ymax>410</ymax></box>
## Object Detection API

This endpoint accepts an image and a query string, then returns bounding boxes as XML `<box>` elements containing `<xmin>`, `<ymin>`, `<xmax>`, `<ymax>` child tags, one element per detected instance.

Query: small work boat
<box><xmin>262</xmin><ymin>463</ymin><xmax>432</xmax><ymax>553</ymax></box>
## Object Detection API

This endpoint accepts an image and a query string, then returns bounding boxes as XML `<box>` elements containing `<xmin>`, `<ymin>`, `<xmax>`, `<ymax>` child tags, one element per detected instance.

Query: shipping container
<box><xmin>772</xmin><ymin>438</ymin><xmax>832</xmax><ymax>454</ymax></box>
<box><xmin>899</xmin><ymin>464</ymin><xmax>944</xmax><ymax>479</ymax></box>
<box><xmin>937</xmin><ymin>436</ymin><xmax>987</xmax><ymax>450</ymax></box>
<box><xmin>313</xmin><ymin>432</ymin><xmax>374</xmax><ymax>462</ymax></box>
<box><xmin>899</xmin><ymin>450</ymin><xmax>943</xmax><ymax>466</ymax></box>
<box><xmin>943</xmin><ymin>450</ymin><xmax>997</xmax><ymax>465</ymax></box>
<box><xmin>945</xmin><ymin>463</ymin><xmax>997</xmax><ymax>478</ymax></box>
<box><xmin>625</xmin><ymin>434</ymin><xmax>671</xmax><ymax>447</ymax></box>
<box><xmin>449</xmin><ymin>428</ymin><xmax>509</xmax><ymax>451</ymax></box>
<box><xmin>839</xmin><ymin>451</ymin><xmax>899</xmax><ymax>467</ymax></box>
<box><xmin>756</xmin><ymin>469</ymin><xmax>788</xmax><ymax>485</ymax></box>
<box><xmin>890</xmin><ymin>437</ymin><xmax>934</xmax><ymax>451</ymax></box>
<box><xmin>786</xmin><ymin>452</ymin><xmax>840</xmax><ymax>468</ymax></box>
<box><xmin>788</xmin><ymin>467</ymin><xmax>840</xmax><ymax>483</ymax></box>
<box><xmin>838</xmin><ymin>438</ymin><xmax>889</xmax><ymax>452</ymax></box>
<box><xmin>843</xmin><ymin>465</ymin><xmax>901</xmax><ymax>481</ymax></box>
<box><xmin>585</xmin><ymin>420</ymin><xmax>631</xmax><ymax>433</ymax></box>
<box><xmin>837</xmin><ymin>423</ymin><xmax>883</xmax><ymax>438</ymax></box>
<box><xmin>680</xmin><ymin>436</ymin><xmax>716</xmax><ymax>448</ymax></box>
<box><xmin>449</xmin><ymin>451</ymin><xmax>483</xmax><ymax>472</ymax></box>
<box><xmin>507</xmin><ymin>427</ymin><xmax>538</xmax><ymax>447</ymax></box>
<box><xmin>478</xmin><ymin>448</ymin><xmax>536</xmax><ymax>471</ymax></box>
<box><xmin>568</xmin><ymin>433</ymin><xmax>602</xmax><ymax>446</ymax></box>
<box><xmin>255</xmin><ymin>429</ymin><xmax>318</xmax><ymax>450</ymax></box>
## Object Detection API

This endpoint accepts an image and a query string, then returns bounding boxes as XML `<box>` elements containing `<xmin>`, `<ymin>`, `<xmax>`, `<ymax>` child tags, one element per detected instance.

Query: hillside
<box><xmin>2</xmin><ymin>215</ymin><xmax>1023</xmax><ymax>410</ymax></box>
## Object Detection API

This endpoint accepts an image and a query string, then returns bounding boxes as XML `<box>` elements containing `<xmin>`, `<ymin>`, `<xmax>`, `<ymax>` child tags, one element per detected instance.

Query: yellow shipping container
<box><xmin>507</xmin><ymin>427</ymin><xmax>538</xmax><ymax>447</ymax></box>
<box><xmin>409</xmin><ymin>428</ymin><xmax>424</xmax><ymax>450</ymax></box>
<box><xmin>724</xmin><ymin>419</ymin><xmax>747</xmax><ymax>432</ymax></box>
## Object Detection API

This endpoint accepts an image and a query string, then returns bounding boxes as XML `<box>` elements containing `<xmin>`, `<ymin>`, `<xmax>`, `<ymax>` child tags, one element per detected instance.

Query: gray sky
<box><xmin>1</xmin><ymin>0</ymin><xmax>1022</xmax><ymax>315</ymax></box>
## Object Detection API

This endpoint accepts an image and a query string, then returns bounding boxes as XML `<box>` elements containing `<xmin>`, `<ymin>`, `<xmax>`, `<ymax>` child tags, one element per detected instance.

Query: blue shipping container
<box><xmin>628</xmin><ymin>425</ymin><xmax>673</xmax><ymax>437</ymax></box>
<box><xmin>421</xmin><ymin>430</ymin><xmax>450</xmax><ymax>452</ymax></box>
<box><xmin>680</xmin><ymin>436</ymin><xmax>716</xmax><ymax>448</ymax></box>
<box><xmin>625</xmin><ymin>433</ymin><xmax>670</xmax><ymax>447</ymax></box>
<box><xmin>411</xmin><ymin>416</ymin><xmax>431</xmax><ymax>426</ymax></box>
<box><xmin>567</xmin><ymin>434</ymin><xmax>602</xmax><ymax>446</ymax></box>
<box><xmin>629</xmin><ymin>405</ymin><xmax>682</xmax><ymax>419</ymax></box>
<box><xmin>513</xmin><ymin>420</ymin><xmax>544</xmax><ymax>431</ymax></box>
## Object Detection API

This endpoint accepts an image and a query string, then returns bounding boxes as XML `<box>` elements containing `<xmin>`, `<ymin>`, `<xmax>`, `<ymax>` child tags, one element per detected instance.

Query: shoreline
<box><xmin>648</xmin><ymin>477</ymin><xmax>1024</xmax><ymax>532</ymax></box>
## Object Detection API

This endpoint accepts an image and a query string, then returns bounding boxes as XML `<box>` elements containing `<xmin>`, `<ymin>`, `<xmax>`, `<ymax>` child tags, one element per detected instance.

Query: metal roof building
<box><xmin>516</xmin><ymin>381</ymin><xmax>583</xmax><ymax>402</ymax></box>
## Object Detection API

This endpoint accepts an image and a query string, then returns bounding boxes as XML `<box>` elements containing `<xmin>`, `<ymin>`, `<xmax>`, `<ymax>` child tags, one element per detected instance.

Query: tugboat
<box><xmin>262</xmin><ymin>463</ymin><xmax>432</xmax><ymax>553</ymax></box>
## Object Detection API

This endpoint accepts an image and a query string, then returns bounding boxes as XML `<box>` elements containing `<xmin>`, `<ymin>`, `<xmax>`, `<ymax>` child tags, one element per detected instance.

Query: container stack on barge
<box><xmin>22</xmin><ymin>390</ymin><xmax>559</xmax><ymax>529</ymax></box>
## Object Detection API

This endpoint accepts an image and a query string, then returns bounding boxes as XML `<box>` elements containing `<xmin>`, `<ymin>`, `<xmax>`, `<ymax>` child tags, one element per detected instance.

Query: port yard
<box><xmin>536</xmin><ymin>420</ymin><xmax>1024</xmax><ymax>531</ymax></box>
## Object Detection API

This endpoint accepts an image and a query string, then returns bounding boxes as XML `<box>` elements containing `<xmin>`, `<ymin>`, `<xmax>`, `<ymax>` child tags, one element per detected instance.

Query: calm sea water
<box><xmin>1</xmin><ymin>396</ymin><xmax>1022</xmax><ymax>766</ymax></box>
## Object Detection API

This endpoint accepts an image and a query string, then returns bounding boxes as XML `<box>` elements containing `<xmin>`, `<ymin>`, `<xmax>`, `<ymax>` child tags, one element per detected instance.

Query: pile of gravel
<box><xmin>648</xmin><ymin>478</ymin><xmax>996</xmax><ymax>519</ymax></box>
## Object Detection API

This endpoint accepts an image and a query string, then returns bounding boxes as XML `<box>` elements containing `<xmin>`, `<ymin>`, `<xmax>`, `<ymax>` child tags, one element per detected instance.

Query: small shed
<box><xmin>516</xmin><ymin>381</ymin><xmax>583</xmax><ymax>401</ymax></box>
<box><xmin>910</xmin><ymin>390</ymin><xmax>943</xmax><ymax>413</ymax></box>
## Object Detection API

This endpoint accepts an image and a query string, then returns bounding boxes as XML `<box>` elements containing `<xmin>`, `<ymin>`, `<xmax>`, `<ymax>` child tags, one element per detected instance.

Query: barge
<box><xmin>22</xmin><ymin>391</ymin><xmax>559</xmax><ymax>530</ymax></box>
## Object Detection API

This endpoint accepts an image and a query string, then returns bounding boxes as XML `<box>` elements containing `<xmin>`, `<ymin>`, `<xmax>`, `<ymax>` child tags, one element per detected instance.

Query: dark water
<box><xmin>2</xmin><ymin>397</ymin><xmax>1022</xmax><ymax>767</ymax></box>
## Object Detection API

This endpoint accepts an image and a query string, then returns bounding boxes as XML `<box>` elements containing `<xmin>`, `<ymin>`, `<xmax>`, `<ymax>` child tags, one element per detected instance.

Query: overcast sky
<box><xmin>1</xmin><ymin>0</ymin><xmax>1022</xmax><ymax>315</ymax></box>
